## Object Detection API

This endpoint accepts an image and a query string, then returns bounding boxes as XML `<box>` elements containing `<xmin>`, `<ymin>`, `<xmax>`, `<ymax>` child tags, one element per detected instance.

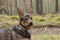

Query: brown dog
<box><xmin>0</xmin><ymin>8</ymin><xmax>33</xmax><ymax>40</ymax></box>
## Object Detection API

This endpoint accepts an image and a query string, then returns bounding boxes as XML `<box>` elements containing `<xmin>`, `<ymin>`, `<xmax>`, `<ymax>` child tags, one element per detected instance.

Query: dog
<box><xmin>0</xmin><ymin>8</ymin><xmax>33</xmax><ymax>40</ymax></box>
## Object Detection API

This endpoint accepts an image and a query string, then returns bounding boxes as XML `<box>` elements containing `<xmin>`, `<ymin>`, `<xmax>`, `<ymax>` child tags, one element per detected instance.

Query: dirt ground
<box><xmin>31</xmin><ymin>27</ymin><xmax>60</xmax><ymax>40</ymax></box>
<box><xmin>31</xmin><ymin>27</ymin><xmax>60</xmax><ymax>35</ymax></box>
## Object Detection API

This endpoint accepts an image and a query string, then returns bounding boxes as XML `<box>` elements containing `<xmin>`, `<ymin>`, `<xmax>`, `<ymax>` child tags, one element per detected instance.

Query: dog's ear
<box><xmin>29</xmin><ymin>8</ymin><xmax>32</xmax><ymax>15</ymax></box>
<box><xmin>17</xmin><ymin>8</ymin><xmax>23</xmax><ymax>17</ymax></box>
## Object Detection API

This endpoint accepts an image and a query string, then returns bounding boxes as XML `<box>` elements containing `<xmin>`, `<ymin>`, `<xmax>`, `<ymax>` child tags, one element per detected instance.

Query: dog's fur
<box><xmin>0</xmin><ymin>28</ymin><xmax>30</xmax><ymax>40</ymax></box>
<box><xmin>0</xmin><ymin>8</ymin><xmax>33</xmax><ymax>40</ymax></box>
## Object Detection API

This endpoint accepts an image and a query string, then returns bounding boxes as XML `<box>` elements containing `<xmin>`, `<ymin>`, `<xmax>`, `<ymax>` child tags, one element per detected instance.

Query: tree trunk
<box><xmin>36</xmin><ymin>0</ymin><xmax>39</xmax><ymax>14</ymax></box>
<box><xmin>14</xmin><ymin>0</ymin><xmax>17</xmax><ymax>15</ymax></box>
<box><xmin>55</xmin><ymin>0</ymin><xmax>58</xmax><ymax>13</ymax></box>
<box><xmin>39</xmin><ymin>0</ymin><xmax>43</xmax><ymax>15</ymax></box>
<box><xmin>36</xmin><ymin>0</ymin><xmax>43</xmax><ymax>15</ymax></box>
<box><xmin>30</xmin><ymin>0</ymin><xmax>32</xmax><ymax>8</ymax></box>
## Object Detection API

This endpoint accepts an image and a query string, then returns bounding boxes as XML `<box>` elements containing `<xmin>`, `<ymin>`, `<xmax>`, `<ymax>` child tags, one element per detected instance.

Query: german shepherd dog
<box><xmin>0</xmin><ymin>8</ymin><xmax>33</xmax><ymax>40</ymax></box>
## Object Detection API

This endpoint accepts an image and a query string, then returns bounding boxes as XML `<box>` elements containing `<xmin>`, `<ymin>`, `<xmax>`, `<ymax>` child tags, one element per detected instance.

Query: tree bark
<box><xmin>39</xmin><ymin>0</ymin><xmax>43</xmax><ymax>15</ymax></box>
<box><xmin>30</xmin><ymin>0</ymin><xmax>32</xmax><ymax>8</ymax></box>
<box><xmin>55</xmin><ymin>0</ymin><xmax>58</xmax><ymax>13</ymax></box>
<box><xmin>36</xmin><ymin>0</ymin><xmax>39</xmax><ymax>14</ymax></box>
<box><xmin>36</xmin><ymin>0</ymin><xmax>43</xmax><ymax>15</ymax></box>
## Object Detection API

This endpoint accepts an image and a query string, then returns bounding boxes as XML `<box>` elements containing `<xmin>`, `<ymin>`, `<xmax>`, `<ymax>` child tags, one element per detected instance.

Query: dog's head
<box><xmin>17</xmin><ymin>8</ymin><xmax>33</xmax><ymax>30</ymax></box>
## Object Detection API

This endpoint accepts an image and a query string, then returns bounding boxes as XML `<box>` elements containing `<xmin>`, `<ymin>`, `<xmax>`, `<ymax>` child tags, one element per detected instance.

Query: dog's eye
<box><xmin>21</xmin><ymin>18</ymin><xmax>23</xmax><ymax>20</ymax></box>
<box><xmin>24</xmin><ymin>18</ymin><xmax>28</xmax><ymax>20</ymax></box>
<box><xmin>30</xmin><ymin>18</ymin><xmax>32</xmax><ymax>19</ymax></box>
<box><xmin>27</xmin><ymin>15</ymin><xmax>29</xmax><ymax>17</ymax></box>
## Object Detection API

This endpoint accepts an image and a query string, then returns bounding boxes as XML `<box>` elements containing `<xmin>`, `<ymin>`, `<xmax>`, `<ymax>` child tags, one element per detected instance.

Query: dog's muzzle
<box><xmin>29</xmin><ymin>22</ymin><xmax>33</xmax><ymax>26</ymax></box>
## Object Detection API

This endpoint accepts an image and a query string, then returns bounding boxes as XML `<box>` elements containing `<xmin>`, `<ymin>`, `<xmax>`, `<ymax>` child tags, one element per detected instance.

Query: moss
<box><xmin>0</xmin><ymin>14</ymin><xmax>60</xmax><ymax>27</ymax></box>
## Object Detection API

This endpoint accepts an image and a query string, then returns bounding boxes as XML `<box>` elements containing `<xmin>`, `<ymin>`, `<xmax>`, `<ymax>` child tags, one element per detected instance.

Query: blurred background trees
<box><xmin>0</xmin><ymin>0</ymin><xmax>60</xmax><ymax>15</ymax></box>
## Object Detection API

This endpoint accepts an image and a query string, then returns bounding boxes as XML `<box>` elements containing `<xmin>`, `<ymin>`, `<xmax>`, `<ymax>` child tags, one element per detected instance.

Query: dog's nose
<box><xmin>29</xmin><ymin>22</ymin><xmax>33</xmax><ymax>26</ymax></box>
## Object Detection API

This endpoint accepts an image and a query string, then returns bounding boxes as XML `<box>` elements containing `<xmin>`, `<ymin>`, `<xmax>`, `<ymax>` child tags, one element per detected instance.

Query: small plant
<box><xmin>39</xmin><ymin>19</ymin><xmax>45</xmax><ymax>22</ymax></box>
<box><xmin>56</xmin><ymin>18</ymin><xmax>60</xmax><ymax>21</ymax></box>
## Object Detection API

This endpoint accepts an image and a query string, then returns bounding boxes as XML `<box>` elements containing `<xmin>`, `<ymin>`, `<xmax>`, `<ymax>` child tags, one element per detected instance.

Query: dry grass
<box><xmin>32</xmin><ymin>35</ymin><xmax>60</xmax><ymax>40</ymax></box>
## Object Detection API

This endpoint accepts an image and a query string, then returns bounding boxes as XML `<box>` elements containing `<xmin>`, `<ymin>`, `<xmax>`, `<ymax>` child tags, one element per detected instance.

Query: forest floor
<box><xmin>31</xmin><ymin>27</ymin><xmax>60</xmax><ymax>40</ymax></box>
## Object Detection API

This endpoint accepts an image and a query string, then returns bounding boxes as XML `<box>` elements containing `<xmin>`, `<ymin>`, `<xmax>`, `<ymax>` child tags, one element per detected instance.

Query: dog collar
<box><xmin>13</xmin><ymin>26</ymin><xmax>31</xmax><ymax>39</ymax></box>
